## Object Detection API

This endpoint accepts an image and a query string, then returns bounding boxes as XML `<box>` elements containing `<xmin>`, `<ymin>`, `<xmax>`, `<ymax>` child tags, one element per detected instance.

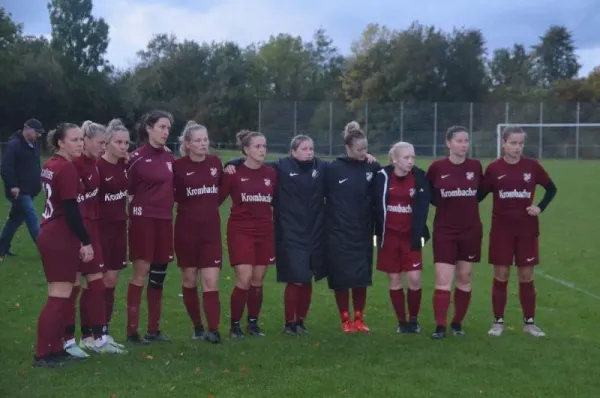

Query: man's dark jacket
<box><xmin>1</xmin><ymin>132</ymin><xmax>42</xmax><ymax>198</ymax></box>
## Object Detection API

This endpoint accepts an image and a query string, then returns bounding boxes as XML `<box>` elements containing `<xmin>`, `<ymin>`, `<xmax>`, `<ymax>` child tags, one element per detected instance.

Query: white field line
<box><xmin>536</xmin><ymin>270</ymin><xmax>600</xmax><ymax>300</ymax></box>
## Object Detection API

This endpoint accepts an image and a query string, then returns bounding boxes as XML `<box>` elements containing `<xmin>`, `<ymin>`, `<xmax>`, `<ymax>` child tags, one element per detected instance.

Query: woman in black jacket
<box><xmin>374</xmin><ymin>141</ymin><xmax>430</xmax><ymax>334</ymax></box>
<box><xmin>324</xmin><ymin>121</ymin><xmax>381</xmax><ymax>334</ymax></box>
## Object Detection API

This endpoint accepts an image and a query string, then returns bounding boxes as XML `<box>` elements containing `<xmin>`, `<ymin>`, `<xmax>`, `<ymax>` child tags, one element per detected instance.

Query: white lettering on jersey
<box><xmin>41</xmin><ymin>169</ymin><xmax>54</xmax><ymax>180</ymax></box>
<box><xmin>440</xmin><ymin>188</ymin><xmax>477</xmax><ymax>198</ymax></box>
<box><xmin>241</xmin><ymin>193</ymin><xmax>272</xmax><ymax>203</ymax></box>
<box><xmin>387</xmin><ymin>204</ymin><xmax>412</xmax><ymax>213</ymax></box>
<box><xmin>498</xmin><ymin>189</ymin><xmax>532</xmax><ymax>199</ymax></box>
<box><xmin>77</xmin><ymin>188</ymin><xmax>99</xmax><ymax>203</ymax></box>
<box><xmin>186</xmin><ymin>185</ymin><xmax>218</xmax><ymax>196</ymax></box>
<box><xmin>104</xmin><ymin>190</ymin><xmax>128</xmax><ymax>202</ymax></box>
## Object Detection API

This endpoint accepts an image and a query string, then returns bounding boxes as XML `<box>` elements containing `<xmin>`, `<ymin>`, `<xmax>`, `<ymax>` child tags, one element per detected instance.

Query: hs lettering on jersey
<box><xmin>186</xmin><ymin>185</ymin><xmax>218</xmax><ymax>197</ymax></box>
<box><xmin>440</xmin><ymin>187</ymin><xmax>477</xmax><ymax>198</ymax></box>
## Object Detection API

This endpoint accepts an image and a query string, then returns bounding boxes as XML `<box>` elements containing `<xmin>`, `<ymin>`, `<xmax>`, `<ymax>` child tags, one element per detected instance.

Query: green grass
<box><xmin>2</xmin><ymin>150</ymin><xmax>600</xmax><ymax>397</ymax></box>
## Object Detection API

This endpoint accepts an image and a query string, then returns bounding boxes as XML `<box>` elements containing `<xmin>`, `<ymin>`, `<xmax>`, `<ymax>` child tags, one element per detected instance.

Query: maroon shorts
<box><xmin>129</xmin><ymin>216</ymin><xmax>173</xmax><ymax>264</ymax></box>
<box><xmin>432</xmin><ymin>229</ymin><xmax>482</xmax><ymax>264</ymax></box>
<box><xmin>174</xmin><ymin>217</ymin><xmax>222</xmax><ymax>269</ymax></box>
<box><xmin>79</xmin><ymin>219</ymin><xmax>104</xmax><ymax>275</ymax></box>
<box><xmin>227</xmin><ymin>230</ymin><xmax>274</xmax><ymax>267</ymax></box>
<box><xmin>489</xmin><ymin>227</ymin><xmax>539</xmax><ymax>267</ymax></box>
<box><xmin>100</xmin><ymin>220</ymin><xmax>127</xmax><ymax>271</ymax></box>
<box><xmin>37</xmin><ymin>220</ymin><xmax>80</xmax><ymax>283</ymax></box>
<box><xmin>377</xmin><ymin>232</ymin><xmax>423</xmax><ymax>273</ymax></box>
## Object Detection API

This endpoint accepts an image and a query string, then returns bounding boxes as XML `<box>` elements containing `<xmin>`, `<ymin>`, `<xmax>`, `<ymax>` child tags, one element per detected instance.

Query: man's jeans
<box><xmin>0</xmin><ymin>194</ymin><xmax>40</xmax><ymax>255</ymax></box>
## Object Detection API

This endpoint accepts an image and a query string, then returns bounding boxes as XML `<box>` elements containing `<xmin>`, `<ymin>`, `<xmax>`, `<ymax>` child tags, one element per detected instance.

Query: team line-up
<box><xmin>33</xmin><ymin>110</ymin><xmax>557</xmax><ymax>368</ymax></box>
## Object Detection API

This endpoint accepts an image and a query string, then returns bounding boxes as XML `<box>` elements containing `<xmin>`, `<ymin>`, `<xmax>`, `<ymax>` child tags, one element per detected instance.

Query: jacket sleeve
<box><xmin>412</xmin><ymin>171</ymin><xmax>431</xmax><ymax>250</ymax></box>
<box><xmin>373</xmin><ymin>172</ymin><xmax>384</xmax><ymax>241</ymax></box>
<box><xmin>1</xmin><ymin>140</ymin><xmax>19</xmax><ymax>189</ymax></box>
<box><xmin>537</xmin><ymin>178</ymin><xmax>557</xmax><ymax>212</ymax></box>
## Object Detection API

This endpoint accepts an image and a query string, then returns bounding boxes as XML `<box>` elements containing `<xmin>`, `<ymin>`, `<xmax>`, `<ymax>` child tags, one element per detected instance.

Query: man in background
<box><xmin>0</xmin><ymin>118</ymin><xmax>44</xmax><ymax>261</ymax></box>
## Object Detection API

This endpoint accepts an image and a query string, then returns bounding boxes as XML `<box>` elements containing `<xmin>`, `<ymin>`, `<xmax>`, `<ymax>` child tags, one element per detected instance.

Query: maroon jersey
<box><xmin>40</xmin><ymin>155</ymin><xmax>82</xmax><ymax>226</ymax></box>
<box><xmin>483</xmin><ymin>157</ymin><xmax>550</xmax><ymax>235</ymax></box>
<box><xmin>126</xmin><ymin>144</ymin><xmax>175</xmax><ymax>220</ymax></box>
<box><xmin>222</xmin><ymin>164</ymin><xmax>277</xmax><ymax>236</ymax></box>
<box><xmin>384</xmin><ymin>172</ymin><xmax>415</xmax><ymax>234</ymax></box>
<box><xmin>173</xmin><ymin>154</ymin><xmax>223</xmax><ymax>222</ymax></box>
<box><xmin>97</xmin><ymin>157</ymin><xmax>129</xmax><ymax>222</ymax></box>
<box><xmin>426</xmin><ymin>158</ymin><xmax>482</xmax><ymax>234</ymax></box>
<box><xmin>72</xmin><ymin>154</ymin><xmax>100</xmax><ymax>220</ymax></box>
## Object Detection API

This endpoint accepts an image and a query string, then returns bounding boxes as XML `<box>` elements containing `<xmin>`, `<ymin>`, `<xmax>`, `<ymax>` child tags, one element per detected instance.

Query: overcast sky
<box><xmin>4</xmin><ymin>0</ymin><xmax>599</xmax><ymax>75</ymax></box>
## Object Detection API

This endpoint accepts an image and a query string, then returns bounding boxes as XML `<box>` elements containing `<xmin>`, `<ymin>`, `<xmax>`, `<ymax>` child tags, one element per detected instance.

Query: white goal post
<box><xmin>496</xmin><ymin>123</ymin><xmax>600</xmax><ymax>159</ymax></box>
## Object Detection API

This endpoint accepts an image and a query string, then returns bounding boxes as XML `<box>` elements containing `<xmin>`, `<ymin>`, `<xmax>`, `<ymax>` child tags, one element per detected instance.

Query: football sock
<box><xmin>182</xmin><ymin>286</ymin><xmax>202</xmax><ymax>327</ymax></box>
<box><xmin>247</xmin><ymin>285</ymin><xmax>263</xmax><ymax>320</ymax></box>
<box><xmin>389</xmin><ymin>288</ymin><xmax>406</xmax><ymax>322</ymax></box>
<box><xmin>492</xmin><ymin>279</ymin><xmax>508</xmax><ymax>320</ymax></box>
<box><xmin>433</xmin><ymin>289</ymin><xmax>451</xmax><ymax>327</ymax></box>
<box><xmin>519</xmin><ymin>281</ymin><xmax>536</xmax><ymax>321</ymax></box>
<box><xmin>451</xmin><ymin>288</ymin><xmax>471</xmax><ymax>324</ymax></box>
<box><xmin>203</xmin><ymin>291</ymin><xmax>220</xmax><ymax>330</ymax></box>
<box><xmin>126</xmin><ymin>283</ymin><xmax>143</xmax><ymax>336</ymax></box>
<box><xmin>407</xmin><ymin>288</ymin><xmax>422</xmax><ymax>319</ymax></box>
<box><xmin>230</xmin><ymin>286</ymin><xmax>248</xmax><ymax>322</ymax></box>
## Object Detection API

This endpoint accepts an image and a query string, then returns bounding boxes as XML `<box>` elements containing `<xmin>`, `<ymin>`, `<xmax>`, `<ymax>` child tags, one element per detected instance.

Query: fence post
<box><xmin>400</xmin><ymin>102</ymin><xmax>404</xmax><ymax>142</ymax></box>
<box><xmin>433</xmin><ymin>102</ymin><xmax>438</xmax><ymax>157</ymax></box>
<box><xmin>575</xmin><ymin>102</ymin><xmax>580</xmax><ymax>160</ymax></box>
<box><xmin>469</xmin><ymin>102</ymin><xmax>473</xmax><ymax>157</ymax></box>
<box><xmin>364</xmin><ymin>102</ymin><xmax>369</xmax><ymax>136</ymax></box>
<box><xmin>293</xmin><ymin>101</ymin><xmax>298</xmax><ymax>136</ymax></box>
<box><xmin>505</xmin><ymin>102</ymin><xmax>509</xmax><ymax>124</ymax></box>
<box><xmin>258</xmin><ymin>100</ymin><xmax>262</xmax><ymax>133</ymax></box>
<box><xmin>329</xmin><ymin>101</ymin><xmax>333</xmax><ymax>156</ymax></box>
<box><xmin>539</xmin><ymin>102</ymin><xmax>543</xmax><ymax>159</ymax></box>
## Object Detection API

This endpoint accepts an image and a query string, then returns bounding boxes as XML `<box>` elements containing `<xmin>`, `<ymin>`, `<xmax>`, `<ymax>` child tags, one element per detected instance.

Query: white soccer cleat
<box><xmin>104</xmin><ymin>335</ymin><xmax>126</xmax><ymax>349</ymax></box>
<box><xmin>488</xmin><ymin>322</ymin><xmax>504</xmax><ymax>337</ymax></box>
<box><xmin>64</xmin><ymin>339</ymin><xmax>90</xmax><ymax>358</ymax></box>
<box><xmin>79</xmin><ymin>336</ymin><xmax>96</xmax><ymax>351</ymax></box>
<box><xmin>93</xmin><ymin>341</ymin><xmax>128</xmax><ymax>354</ymax></box>
<box><xmin>523</xmin><ymin>323</ymin><xmax>546</xmax><ymax>337</ymax></box>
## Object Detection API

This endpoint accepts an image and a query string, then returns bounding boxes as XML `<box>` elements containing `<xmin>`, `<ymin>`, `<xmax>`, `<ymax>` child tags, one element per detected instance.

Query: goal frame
<box><xmin>496</xmin><ymin>123</ymin><xmax>600</xmax><ymax>159</ymax></box>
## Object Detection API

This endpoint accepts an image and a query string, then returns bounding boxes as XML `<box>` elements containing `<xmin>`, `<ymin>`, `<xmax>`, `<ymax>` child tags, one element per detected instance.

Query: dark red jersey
<box><xmin>97</xmin><ymin>157</ymin><xmax>129</xmax><ymax>222</ymax></box>
<box><xmin>126</xmin><ymin>144</ymin><xmax>174</xmax><ymax>220</ymax></box>
<box><xmin>72</xmin><ymin>154</ymin><xmax>100</xmax><ymax>221</ymax></box>
<box><xmin>40</xmin><ymin>155</ymin><xmax>82</xmax><ymax>226</ymax></box>
<box><xmin>426</xmin><ymin>158</ymin><xmax>482</xmax><ymax>234</ymax></box>
<box><xmin>384</xmin><ymin>172</ymin><xmax>415</xmax><ymax>234</ymax></box>
<box><xmin>222</xmin><ymin>164</ymin><xmax>277</xmax><ymax>237</ymax></box>
<box><xmin>483</xmin><ymin>156</ymin><xmax>550</xmax><ymax>235</ymax></box>
<box><xmin>173</xmin><ymin>154</ymin><xmax>223</xmax><ymax>222</ymax></box>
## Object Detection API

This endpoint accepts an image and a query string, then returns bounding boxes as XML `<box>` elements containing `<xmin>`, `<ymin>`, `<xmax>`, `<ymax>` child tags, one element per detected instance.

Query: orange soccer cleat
<box><xmin>341</xmin><ymin>311</ymin><xmax>356</xmax><ymax>333</ymax></box>
<box><xmin>353</xmin><ymin>311</ymin><xmax>370</xmax><ymax>333</ymax></box>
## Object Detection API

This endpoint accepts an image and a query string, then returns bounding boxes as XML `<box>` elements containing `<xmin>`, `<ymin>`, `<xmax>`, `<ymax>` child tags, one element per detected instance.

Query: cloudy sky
<box><xmin>4</xmin><ymin>0</ymin><xmax>599</xmax><ymax>75</ymax></box>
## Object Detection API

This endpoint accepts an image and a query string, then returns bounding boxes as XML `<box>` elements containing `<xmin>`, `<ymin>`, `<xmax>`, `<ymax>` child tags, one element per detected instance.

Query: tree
<box><xmin>532</xmin><ymin>25</ymin><xmax>580</xmax><ymax>86</ymax></box>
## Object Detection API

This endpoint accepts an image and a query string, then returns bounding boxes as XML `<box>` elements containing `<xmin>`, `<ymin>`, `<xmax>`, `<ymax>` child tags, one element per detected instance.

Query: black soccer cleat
<box><xmin>145</xmin><ymin>330</ymin><xmax>171</xmax><ymax>342</ymax></box>
<box><xmin>127</xmin><ymin>332</ymin><xmax>150</xmax><ymax>345</ymax></box>
<box><xmin>230</xmin><ymin>321</ymin><xmax>245</xmax><ymax>339</ymax></box>
<box><xmin>247</xmin><ymin>319</ymin><xmax>265</xmax><ymax>337</ymax></box>
<box><xmin>295</xmin><ymin>321</ymin><xmax>311</xmax><ymax>335</ymax></box>
<box><xmin>32</xmin><ymin>355</ymin><xmax>64</xmax><ymax>368</ymax></box>
<box><xmin>283</xmin><ymin>322</ymin><xmax>297</xmax><ymax>336</ymax></box>
<box><xmin>192</xmin><ymin>325</ymin><xmax>206</xmax><ymax>340</ymax></box>
<box><xmin>431</xmin><ymin>325</ymin><xmax>447</xmax><ymax>339</ymax></box>
<box><xmin>451</xmin><ymin>322</ymin><xmax>465</xmax><ymax>336</ymax></box>
<box><xmin>205</xmin><ymin>329</ymin><xmax>221</xmax><ymax>344</ymax></box>
<box><xmin>55</xmin><ymin>350</ymin><xmax>87</xmax><ymax>361</ymax></box>
<box><xmin>407</xmin><ymin>318</ymin><xmax>421</xmax><ymax>333</ymax></box>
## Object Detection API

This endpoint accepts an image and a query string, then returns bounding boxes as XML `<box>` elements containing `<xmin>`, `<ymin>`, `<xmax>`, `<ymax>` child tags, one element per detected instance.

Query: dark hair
<box><xmin>502</xmin><ymin>125</ymin><xmax>525</xmax><ymax>141</ymax></box>
<box><xmin>236</xmin><ymin>130</ymin><xmax>264</xmax><ymax>155</ymax></box>
<box><xmin>137</xmin><ymin>110</ymin><xmax>173</xmax><ymax>142</ymax></box>
<box><xmin>446</xmin><ymin>125</ymin><xmax>468</xmax><ymax>141</ymax></box>
<box><xmin>47</xmin><ymin>123</ymin><xmax>79</xmax><ymax>152</ymax></box>
<box><xmin>343</xmin><ymin>121</ymin><xmax>365</xmax><ymax>147</ymax></box>
<box><xmin>289</xmin><ymin>135</ymin><xmax>312</xmax><ymax>152</ymax></box>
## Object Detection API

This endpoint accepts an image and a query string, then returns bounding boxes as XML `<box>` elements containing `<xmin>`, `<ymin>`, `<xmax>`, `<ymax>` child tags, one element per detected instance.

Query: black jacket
<box><xmin>373</xmin><ymin>165</ymin><xmax>431</xmax><ymax>251</ymax></box>
<box><xmin>224</xmin><ymin>156</ymin><xmax>328</xmax><ymax>283</ymax></box>
<box><xmin>1</xmin><ymin>132</ymin><xmax>42</xmax><ymax>198</ymax></box>
<box><xmin>324</xmin><ymin>156</ymin><xmax>381</xmax><ymax>290</ymax></box>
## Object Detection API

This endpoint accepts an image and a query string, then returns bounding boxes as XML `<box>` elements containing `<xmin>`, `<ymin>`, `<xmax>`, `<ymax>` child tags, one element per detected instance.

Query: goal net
<box><xmin>496</xmin><ymin>123</ymin><xmax>600</xmax><ymax>159</ymax></box>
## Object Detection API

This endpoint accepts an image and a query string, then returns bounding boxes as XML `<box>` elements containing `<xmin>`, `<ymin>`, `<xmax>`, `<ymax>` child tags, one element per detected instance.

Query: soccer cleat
<box><xmin>105</xmin><ymin>335</ymin><xmax>126</xmax><ymax>349</ymax></box>
<box><xmin>340</xmin><ymin>311</ymin><xmax>355</xmax><ymax>333</ymax></box>
<box><xmin>205</xmin><ymin>329</ymin><xmax>221</xmax><ymax>344</ymax></box>
<box><xmin>451</xmin><ymin>322</ymin><xmax>466</xmax><ymax>336</ymax></box>
<box><xmin>192</xmin><ymin>325</ymin><xmax>206</xmax><ymax>340</ymax></box>
<box><xmin>353</xmin><ymin>311</ymin><xmax>370</xmax><ymax>333</ymax></box>
<box><xmin>230</xmin><ymin>322</ymin><xmax>245</xmax><ymax>339</ymax></box>
<box><xmin>488</xmin><ymin>321</ymin><xmax>505</xmax><ymax>337</ymax></box>
<box><xmin>523</xmin><ymin>319</ymin><xmax>546</xmax><ymax>337</ymax></box>
<box><xmin>55</xmin><ymin>350</ymin><xmax>87</xmax><ymax>361</ymax></box>
<box><xmin>283</xmin><ymin>323</ymin><xmax>297</xmax><ymax>336</ymax></box>
<box><xmin>431</xmin><ymin>325</ymin><xmax>447</xmax><ymax>339</ymax></box>
<box><xmin>64</xmin><ymin>340</ymin><xmax>90</xmax><ymax>358</ymax></box>
<box><xmin>33</xmin><ymin>355</ymin><xmax>64</xmax><ymax>368</ymax></box>
<box><xmin>92</xmin><ymin>340</ymin><xmax>128</xmax><ymax>354</ymax></box>
<box><xmin>247</xmin><ymin>320</ymin><xmax>265</xmax><ymax>337</ymax></box>
<box><xmin>407</xmin><ymin>318</ymin><xmax>421</xmax><ymax>333</ymax></box>
<box><xmin>295</xmin><ymin>321</ymin><xmax>311</xmax><ymax>335</ymax></box>
<box><xmin>126</xmin><ymin>332</ymin><xmax>150</xmax><ymax>345</ymax></box>
<box><xmin>79</xmin><ymin>337</ymin><xmax>96</xmax><ymax>351</ymax></box>
<box><xmin>145</xmin><ymin>330</ymin><xmax>171</xmax><ymax>342</ymax></box>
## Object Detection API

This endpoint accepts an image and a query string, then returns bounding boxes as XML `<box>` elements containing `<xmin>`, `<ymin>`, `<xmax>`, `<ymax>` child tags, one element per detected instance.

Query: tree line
<box><xmin>1</xmin><ymin>0</ymin><xmax>599</xmax><ymax>151</ymax></box>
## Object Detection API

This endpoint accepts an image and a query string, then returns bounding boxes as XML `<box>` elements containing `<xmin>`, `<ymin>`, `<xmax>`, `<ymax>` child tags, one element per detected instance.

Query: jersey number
<box><xmin>42</xmin><ymin>182</ymin><xmax>53</xmax><ymax>219</ymax></box>
<box><xmin>132</xmin><ymin>206</ymin><xmax>143</xmax><ymax>216</ymax></box>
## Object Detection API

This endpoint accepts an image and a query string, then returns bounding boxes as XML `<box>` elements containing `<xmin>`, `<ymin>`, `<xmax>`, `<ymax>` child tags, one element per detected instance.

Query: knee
<box><xmin>494</xmin><ymin>266</ymin><xmax>511</xmax><ymax>282</ymax></box>
<box><xmin>103</xmin><ymin>272</ymin><xmax>119</xmax><ymax>288</ymax></box>
<box><xmin>434</xmin><ymin>265</ymin><xmax>453</xmax><ymax>290</ymax></box>
<box><xmin>148</xmin><ymin>263</ymin><xmax>168</xmax><ymax>290</ymax></box>
<box><xmin>182</xmin><ymin>272</ymin><xmax>197</xmax><ymax>289</ymax></box>
<box><xmin>406</xmin><ymin>272</ymin><xmax>422</xmax><ymax>290</ymax></box>
<box><xmin>202</xmin><ymin>278</ymin><xmax>219</xmax><ymax>292</ymax></box>
<box><xmin>517</xmin><ymin>267</ymin><xmax>534</xmax><ymax>283</ymax></box>
<box><xmin>388</xmin><ymin>275</ymin><xmax>403</xmax><ymax>290</ymax></box>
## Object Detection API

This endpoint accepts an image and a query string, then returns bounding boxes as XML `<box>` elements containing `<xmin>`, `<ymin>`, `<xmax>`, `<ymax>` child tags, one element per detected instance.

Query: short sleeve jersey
<box><xmin>97</xmin><ymin>157</ymin><xmax>129</xmax><ymax>222</ymax></box>
<box><xmin>40</xmin><ymin>155</ymin><xmax>81</xmax><ymax>225</ymax></box>
<box><xmin>426</xmin><ymin>158</ymin><xmax>483</xmax><ymax>234</ymax></box>
<box><xmin>221</xmin><ymin>164</ymin><xmax>277</xmax><ymax>236</ymax></box>
<box><xmin>384</xmin><ymin>172</ymin><xmax>415</xmax><ymax>234</ymax></box>
<box><xmin>483</xmin><ymin>156</ymin><xmax>550</xmax><ymax>235</ymax></box>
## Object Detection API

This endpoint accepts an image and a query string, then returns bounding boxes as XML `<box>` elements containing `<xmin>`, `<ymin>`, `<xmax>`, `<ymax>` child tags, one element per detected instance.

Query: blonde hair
<box><xmin>343</xmin><ymin>121</ymin><xmax>365</xmax><ymax>147</ymax></box>
<box><xmin>81</xmin><ymin>120</ymin><xmax>106</xmax><ymax>139</ymax></box>
<box><xmin>388</xmin><ymin>141</ymin><xmax>415</xmax><ymax>164</ymax></box>
<box><xmin>178</xmin><ymin>120</ymin><xmax>208</xmax><ymax>157</ymax></box>
<box><xmin>106</xmin><ymin>118</ymin><xmax>129</xmax><ymax>142</ymax></box>
<box><xmin>236</xmin><ymin>129</ymin><xmax>264</xmax><ymax>155</ymax></box>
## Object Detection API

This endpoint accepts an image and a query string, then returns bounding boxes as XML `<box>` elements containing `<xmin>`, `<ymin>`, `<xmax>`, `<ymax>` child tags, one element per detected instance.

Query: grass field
<box><xmin>2</xmin><ymin>150</ymin><xmax>600</xmax><ymax>397</ymax></box>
